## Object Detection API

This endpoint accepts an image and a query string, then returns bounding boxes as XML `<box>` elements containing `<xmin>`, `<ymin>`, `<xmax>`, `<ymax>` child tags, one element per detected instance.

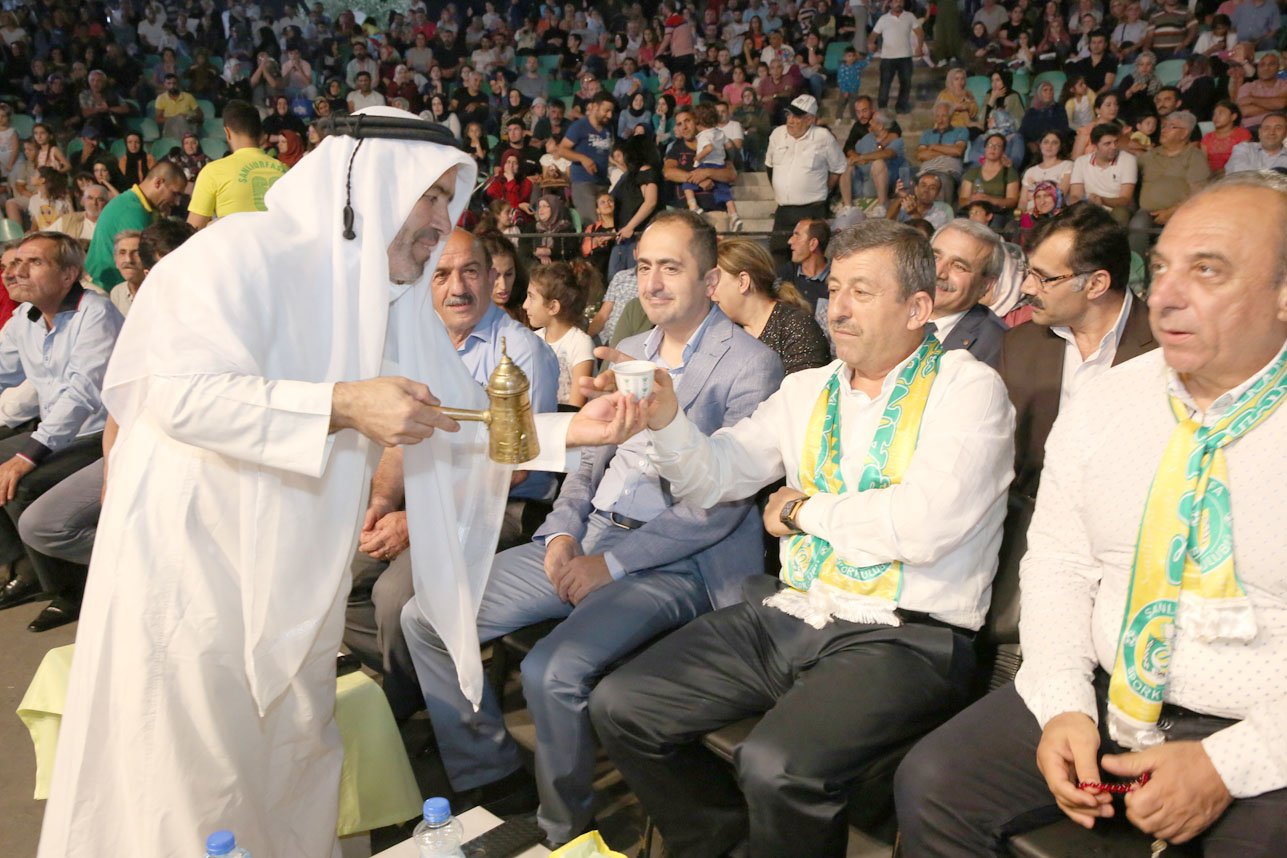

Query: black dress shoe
<box><xmin>0</xmin><ymin>576</ymin><xmax>46</xmax><ymax>610</ymax></box>
<box><xmin>478</xmin><ymin>768</ymin><xmax>541</xmax><ymax>818</ymax></box>
<box><xmin>28</xmin><ymin>599</ymin><xmax>79</xmax><ymax>632</ymax></box>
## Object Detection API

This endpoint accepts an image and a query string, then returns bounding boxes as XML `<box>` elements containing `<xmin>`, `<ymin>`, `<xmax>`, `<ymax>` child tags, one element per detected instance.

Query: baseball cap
<box><xmin>786</xmin><ymin>95</ymin><xmax>818</xmax><ymax>117</ymax></box>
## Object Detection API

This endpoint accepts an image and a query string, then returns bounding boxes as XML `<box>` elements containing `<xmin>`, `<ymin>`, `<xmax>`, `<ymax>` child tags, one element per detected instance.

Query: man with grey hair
<box><xmin>928</xmin><ymin>219</ymin><xmax>1009</xmax><ymax>369</ymax></box>
<box><xmin>0</xmin><ymin>232</ymin><xmax>122</xmax><ymax>629</ymax></box>
<box><xmin>897</xmin><ymin>170</ymin><xmax>1287</xmax><ymax>857</ymax></box>
<box><xmin>589</xmin><ymin>220</ymin><xmax>1015</xmax><ymax>858</ymax></box>
<box><xmin>52</xmin><ymin>184</ymin><xmax>109</xmax><ymax>242</ymax></box>
<box><xmin>1128</xmin><ymin>109</ymin><xmax>1211</xmax><ymax>255</ymax></box>
<box><xmin>1225</xmin><ymin>111</ymin><xmax>1287</xmax><ymax>174</ymax></box>
<box><xmin>766</xmin><ymin>94</ymin><xmax>846</xmax><ymax>266</ymax></box>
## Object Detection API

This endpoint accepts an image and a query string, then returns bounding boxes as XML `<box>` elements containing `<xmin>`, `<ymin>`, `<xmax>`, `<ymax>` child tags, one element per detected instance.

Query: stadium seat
<box><xmin>1155</xmin><ymin>59</ymin><xmax>1185</xmax><ymax>86</ymax></box>
<box><xmin>1011</xmin><ymin>70</ymin><xmax>1031</xmax><ymax>96</ymax></box>
<box><xmin>110</xmin><ymin>138</ymin><xmax>127</xmax><ymax>158</ymax></box>
<box><xmin>11</xmin><ymin>113</ymin><xmax>33</xmax><ymax>137</ymax></box>
<box><xmin>66</xmin><ymin>138</ymin><xmax>83</xmax><ymax>159</ymax></box>
<box><xmin>1117</xmin><ymin>63</ymin><xmax>1134</xmax><ymax>82</ymax></box>
<box><xmin>0</xmin><ymin>219</ymin><xmax>24</xmax><ymax>241</ymax></box>
<box><xmin>140</xmin><ymin>118</ymin><xmax>160</xmax><ymax>142</ymax></box>
<box><xmin>200</xmin><ymin>137</ymin><xmax>228</xmax><ymax>159</ymax></box>
<box><xmin>537</xmin><ymin>54</ymin><xmax>560</xmax><ymax>74</ymax></box>
<box><xmin>548</xmin><ymin>79</ymin><xmax>571</xmax><ymax>99</ymax></box>
<box><xmin>966</xmin><ymin>75</ymin><xmax>991</xmax><ymax>110</ymax></box>
<box><xmin>209</xmin><ymin>55</ymin><xmax>224</xmax><ymax>73</ymax></box>
<box><xmin>196</xmin><ymin>98</ymin><xmax>216</xmax><ymax>119</ymax></box>
<box><xmin>152</xmin><ymin>136</ymin><xmax>180</xmax><ymax>159</ymax></box>
<box><xmin>203</xmin><ymin>117</ymin><xmax>224</xmax><ymax>138</ymax></box>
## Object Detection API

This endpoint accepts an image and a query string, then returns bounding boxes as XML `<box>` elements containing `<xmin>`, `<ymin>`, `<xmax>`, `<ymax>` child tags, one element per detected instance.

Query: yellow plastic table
<box><xmin>17</xmin><ymin>645</ymin><xmax>423</xmax><ymax>836</ymax></box>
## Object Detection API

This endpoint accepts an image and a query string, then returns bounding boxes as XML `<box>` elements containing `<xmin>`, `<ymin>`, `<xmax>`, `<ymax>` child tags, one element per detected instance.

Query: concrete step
<box><xmin>735</xmin><ymin>199</ymin><xmax>778</xmax><ymax>219</ymax></box>
<box><xmin>740</xmin><ymin>217</ymin><xmax>776</xmax><ymax>233</ymax></box>
<box><xmin>735</xmin><ymin>171</ymin><xmax>771</xmax><ymax>189</ymax></box>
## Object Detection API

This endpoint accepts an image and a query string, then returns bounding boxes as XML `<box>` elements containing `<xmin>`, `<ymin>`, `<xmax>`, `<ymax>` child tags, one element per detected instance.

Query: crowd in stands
<box><xmin>1</xmin><ymin>0</ymin><xmax>1286</xmax><ymax>856</ymax></box>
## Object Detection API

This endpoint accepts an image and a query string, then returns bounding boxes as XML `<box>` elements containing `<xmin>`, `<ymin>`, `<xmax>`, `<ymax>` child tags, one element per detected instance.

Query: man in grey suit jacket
<box><xmin>401</xmin><ymin>211</ymin><xmax>784</xmax><ymax>846</ymax></box>
<box><xmin>928</xmin><ymin>219</ymin><xmax>1008</xmax><ymax>369</ymax></box>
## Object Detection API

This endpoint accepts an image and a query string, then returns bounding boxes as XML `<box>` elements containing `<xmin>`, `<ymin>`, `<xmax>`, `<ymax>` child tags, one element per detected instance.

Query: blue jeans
<box><xmin>608</xmin><ymin>239</ymin><xmax>637</xmax><ymax>281</ymax></box>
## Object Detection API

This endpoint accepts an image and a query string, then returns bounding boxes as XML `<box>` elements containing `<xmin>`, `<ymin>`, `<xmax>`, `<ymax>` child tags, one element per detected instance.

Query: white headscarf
<box><xmin>103</xmin><ymin>107</ymin><xmax>509</xmax><ymax>712</ymax></box>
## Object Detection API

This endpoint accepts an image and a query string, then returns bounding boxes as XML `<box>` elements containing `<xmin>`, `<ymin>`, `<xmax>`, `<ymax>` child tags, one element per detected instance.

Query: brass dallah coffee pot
<box><xmin>437</xmin><ymin>338</ymin><xmax>540</xmax><ymax>464</ymax></box>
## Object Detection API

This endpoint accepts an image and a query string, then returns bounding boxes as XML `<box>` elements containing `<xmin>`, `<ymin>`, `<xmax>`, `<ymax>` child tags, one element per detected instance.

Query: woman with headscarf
<box><xmin>1018</xmin><ymin>180</ymin><xmax>1065</xmax><ymax>242</ymax></box>
<box><xmin>532</xmin><ymin>193</ymin><xmax>573</xmax><ymax>264</ymax></box>
<box><xmin>118</xmin><ymin>131</ymin><xmax>156</xmax><ymax>187</ymax></box>
<box><xmin>485</xmin><ymin>150</ymin><xmax>535</xmax><ymax>226</ymax></box>
<box><xmin>982</xmin><ymin>70</ymin><xmax>1025</xmax><ymax>126</ymax></box>
<box><xmin>1019</xmin><ymin>80</ymin><xmax>1070</xmax><ymax>154</ymax></box>
<box><xmin>1118</xmin><ymin>50</ymin><xmax>1161</xmax><ymax>119</ymax></box>
<box><xmin>1018</xmin><ymin>131</ymin><xmax>1072</xmax><ymax>211</ymax></box>
<box><xmin>387</xmin><ymin>64</ymin><xmax>424</xmax><ymax>114</ymax></box>
<box><xmin>421</xmin><ymin>93</ymin><xmax>461</xmax><ymax>141</ymax></box>
<box><xmin>937</xmin><ymin>68</ymin><xmax>981</xmax><ymax>130</ymax></box>
<box><xmin>617</xmin><ymin>91</ymin><xmax>652</xmax><ymax>139</ymax></box>
<box><xmin>501</xmin><ymin>88</ymin><xmax>528</xmax><ymax>132</ymax></box>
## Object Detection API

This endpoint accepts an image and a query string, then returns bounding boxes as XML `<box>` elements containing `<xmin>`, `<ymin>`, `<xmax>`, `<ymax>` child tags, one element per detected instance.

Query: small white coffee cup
<box><xmin>613</xmin><ymin>359</ymin><xmax>657</xmax><ymax>400</ymax></box>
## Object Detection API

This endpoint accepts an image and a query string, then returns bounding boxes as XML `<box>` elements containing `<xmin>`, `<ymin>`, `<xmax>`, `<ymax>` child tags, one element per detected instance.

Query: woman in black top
<box><xmin>712</xmin><ymin>238</ymin><xmax>831</xmax><ymax>375</ymax></box>
<box><xmin>608</xmin><ymin>134</ymin><xmax>661</xmax><ymax>279</ymax></box>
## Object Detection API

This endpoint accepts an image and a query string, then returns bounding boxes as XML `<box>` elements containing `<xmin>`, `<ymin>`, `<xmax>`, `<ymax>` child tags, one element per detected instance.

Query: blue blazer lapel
<box><xmin>676</xmin><ymin>309</ymin><xmax>733</xmax><ymax>412</ymax></box>
<box><xmin>945</xmin><ymin>304</ymin><xmax>985</xmax><ymax>352</ymax></box>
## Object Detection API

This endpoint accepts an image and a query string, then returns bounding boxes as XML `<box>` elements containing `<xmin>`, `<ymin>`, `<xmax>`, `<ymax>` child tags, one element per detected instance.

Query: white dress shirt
<box><xmin>1050</xmin><ymin>291</ymin><xmax>1132</xmax><ymax>410</ymax></box>
<box><xmin>1015</xmin><ymin>344</ymin><xmax>1287</xmax><ymax>798</ymax></box>
<box><xmin>928</xmin><ymin>310</ymin><xmax>967</xmax><ymax>344</ymax></box>
<box><xmin>766</xmin><ymin>124</ymin><xmax>847</xmax><ymax>206</ymax></box>
<box><xmin>648</xmin><ymin>350</ymin><xmax>1015</xmax><ymax>630</ymax></box>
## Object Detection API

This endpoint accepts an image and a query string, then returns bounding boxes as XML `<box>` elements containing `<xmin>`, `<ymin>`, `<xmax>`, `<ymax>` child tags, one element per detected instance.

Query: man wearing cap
<box><xmin>37</xmin><ymin>107</ymin><xmax>639</xmax><ymax>858</ymax></box>
<box><xmin>766</xmin><ymin>94</ymin><xmax>847</xmax><ymax>267</ymax></box>
<box><xmin>187</xmin><ymin>100</ymin><xmax>287</xmax><ymax>229</ymax></box>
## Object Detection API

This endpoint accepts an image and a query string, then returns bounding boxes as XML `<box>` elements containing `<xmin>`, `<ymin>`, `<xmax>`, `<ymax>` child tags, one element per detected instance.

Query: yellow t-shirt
<box><xmin>188</xmin><ymin>147</ymin><xmax>287</xmax><ymax>218</ymax></box>
<box><xmin>155</xmin><ymin>91</ymin><xmax>198</xmax><ymax>120</ymax></box>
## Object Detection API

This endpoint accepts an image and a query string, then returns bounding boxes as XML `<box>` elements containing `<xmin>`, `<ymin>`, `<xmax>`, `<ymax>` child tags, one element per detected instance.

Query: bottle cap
<box><xmin>423</xmin><ymin>796</ymin><xmax>451</xmax><ymax>825</ymax></box>
<box><xmin>206</xmin><ymin>830</ymin><xmax>236</xmax><ymax>855</ymax></box>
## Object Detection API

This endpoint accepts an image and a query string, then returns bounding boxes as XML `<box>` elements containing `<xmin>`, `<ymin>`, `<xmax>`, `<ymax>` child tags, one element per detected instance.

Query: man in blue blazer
<box><xmin>402</xmin><ymin>210</ymin><xmax>784</xmax><ymax>846</ymax></box>
<box><xmin>928</xmin><ymin>219</ymin><xmax>1009</xmax><ymax>369</ymax></box>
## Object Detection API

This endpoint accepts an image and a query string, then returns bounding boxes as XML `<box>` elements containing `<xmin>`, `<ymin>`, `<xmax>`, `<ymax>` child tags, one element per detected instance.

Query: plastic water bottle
<box><xmin>412</xmin><ymin>797</ymin><xmax>466</xmax><ymax>857</ymax></box>
<box><xmin>204</xmin><ymin>829</ymin><xmax>251</xmax><ymax>857</ymax></box>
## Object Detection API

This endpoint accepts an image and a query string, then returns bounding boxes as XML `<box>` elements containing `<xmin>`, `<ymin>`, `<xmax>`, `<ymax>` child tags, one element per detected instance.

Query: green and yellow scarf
<box><xmin>1107</xmin><ymin>347</ymin><xmax>1287</xmax><ymax>747</ymax></box>
<box><xmin>766</xmin><ymin>336</ymin><xmax>942</xmax><ymax>627</ymax></box>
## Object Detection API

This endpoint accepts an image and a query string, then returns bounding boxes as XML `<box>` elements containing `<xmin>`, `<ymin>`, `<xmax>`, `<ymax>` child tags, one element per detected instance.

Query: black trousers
<box><xmin>877</xmin><ymin>57</ymin><xmax>914</xmax><ymax>113</ymax></box>
<box><xmin>0</xmin><ymin>432</ymin><xmax>102</xmax><ymax>598</ymax></box>
<box><xmin>895</xmin><ymin>677</ymin><xmax>1287</xmax><ymax>857</ymax></box>
<box><xmin>770</xmin><ymin>201</ymin><xmax>829</xmax><ymax>269</ymax></box>
<box><xmin>589</xmin><ymin>577</ymin><xmax>976</xmax><ymax>858</ymax></box>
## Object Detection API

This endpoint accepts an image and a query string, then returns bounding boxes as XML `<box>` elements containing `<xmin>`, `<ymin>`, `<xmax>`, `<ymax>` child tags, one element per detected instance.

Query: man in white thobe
<box><xmin>37</xmin><ymin>108</ymin><xmax>635</xmax><ymax>858</ymax></box>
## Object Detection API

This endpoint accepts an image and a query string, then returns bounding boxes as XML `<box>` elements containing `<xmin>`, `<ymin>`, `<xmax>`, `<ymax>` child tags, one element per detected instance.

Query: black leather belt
<box><xmin>601</xmin><ymin>510</ymin><xmax>647</xmax><ymax>530</ymax></box>
<box><xmin>895</xmin><ymin>608</ymin><xmax>976</xmax><ymax>639</ymax></box>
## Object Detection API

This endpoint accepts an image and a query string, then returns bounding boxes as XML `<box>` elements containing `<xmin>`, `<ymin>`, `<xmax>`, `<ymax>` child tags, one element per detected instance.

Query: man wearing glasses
<box><xmin>997</xmin><ymin>203</ymin><xmax>1155</xmax><ymax>508</ymax></box>
<box><xmin>1129</xmin><ymin>111</ymin><xmax>1211</xmax><ymax>256</ymax></box>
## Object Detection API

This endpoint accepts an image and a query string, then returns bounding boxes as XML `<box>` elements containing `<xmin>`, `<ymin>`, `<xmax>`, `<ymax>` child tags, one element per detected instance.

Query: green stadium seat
<box><xmin>66</xmin><ymin>138</ymin><xmax>83</xmax><ymax>159</ymax></box>
<box><xmin>152</xmin><ymin>136</ymin><xmax>180</xmax><ymax>159</ymax></box>
<box><xmin>209</xmin><ymin>55</ymin><xmax>224</xmax><ymax>73</ymax></box>
<box><xmin>203</xmin><ymin>117</ymin><xmax>224</xmax><ymax>138</ymax></box>
<box><xmin>548</xmin><ymin>79</ymin><xmax>571</xmax><ymax>99</ymax></box>
<box><xmin>11</xmin><ymin>113</ymin><xmax>34</xmax><ymax>137</ymax></box>
<box><xmin>569</xmin><ymin>208</ymin><xmax>582</xmax><ymax>233</ymax></box>
<box><xmin>0</xmin><ymin>219</ymin><xmax>24</xmax><ymax>241</ymax></box>
<box><xmin>1011</xmin><ymin>70</ymin><xmax>1031</xmax><ymax>96</ymax></box>
<box><xmin>487</xmin><ymin>134</ymin><xmax>499</xmax><ymax>150</ymax></box>
<box><xmin>200</xmin><ymin>137</ymin><xmax>228</xmax><ymax>159</ymax></box>
<box><xmin>196</xmin><ymin>99</ymin><xmax>216</xmax><ymax>119</ymax></box>
<box><xmin>1154</xmin><ymin>59</ymin><xmax>1185</xmax><ymax>86</ymax></box>
<box><xmin>1117</xmin><ymin>63</ymin><xmax>1135</xmax><ymax>82</ymax></box>
<box><xmin>823</xmin><ymin>41</ymin><xmax>849</xmax><ymax>73</ymax></box>
<box><xmin>537</xmin><ymin>54</ymin><xmax>560</xmax><ymax>74</ymax></box>
<box><xmin>140</xmin><ymin>118</ymin><xmax>160</xmax><ymax>141</ymax></box>
<box><xmin>110</xmin><ymin>138</ymin><xmax>127</xmax><ymax>158</ymax></box>
<box><xmin>965</xmin><ymin>75</ymin><xmax>991</xmax><ymax>110</ymax></box>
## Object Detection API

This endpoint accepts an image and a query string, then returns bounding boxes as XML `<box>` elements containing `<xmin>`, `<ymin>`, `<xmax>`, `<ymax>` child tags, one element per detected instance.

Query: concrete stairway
<box><xmin>731</xmin><ymin>60</ymin><xmax>951</xmax><ymax>236</ymax></box>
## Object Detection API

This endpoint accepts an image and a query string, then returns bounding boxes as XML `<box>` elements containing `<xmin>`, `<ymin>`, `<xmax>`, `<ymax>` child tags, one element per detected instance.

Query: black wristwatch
<box><xmin>779</xmin><ymin>496</ymin><xmax>809</xmax><ymax>534</ymax></box>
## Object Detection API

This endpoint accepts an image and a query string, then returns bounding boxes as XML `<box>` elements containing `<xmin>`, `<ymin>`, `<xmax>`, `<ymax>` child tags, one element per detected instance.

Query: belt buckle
<box><xmin>608</xmin><ymin>511</ymin><xmax>631</xmax><ymax>529</ymax></box>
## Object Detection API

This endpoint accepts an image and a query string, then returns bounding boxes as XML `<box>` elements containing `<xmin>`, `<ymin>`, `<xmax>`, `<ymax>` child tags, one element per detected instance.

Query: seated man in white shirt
<box><xmin>1225</xmin><ymin>111</ymin><xmax>1287</xmax><ymax>174</ymax></box>
<box><xmin>1069</xmin><ymin>123</ymin><xmax>1138</xmax><ymax>225</ymax></box>
<box><xmin>589</xmin><ymin>220</ymin><xmax>1016</xmax><ymax>858</ymax></box>
<box><xmin>896</xmin><ymin>170</ymin><xmax>1287</xmax><ymax>855</ymax></box>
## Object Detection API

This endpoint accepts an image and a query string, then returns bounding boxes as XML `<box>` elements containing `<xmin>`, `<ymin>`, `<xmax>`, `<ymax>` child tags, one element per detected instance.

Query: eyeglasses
<box><xmin>1020</xmin><ymin>267</ymin><xmax>1097</xmax><ymax>290</ymax></box>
